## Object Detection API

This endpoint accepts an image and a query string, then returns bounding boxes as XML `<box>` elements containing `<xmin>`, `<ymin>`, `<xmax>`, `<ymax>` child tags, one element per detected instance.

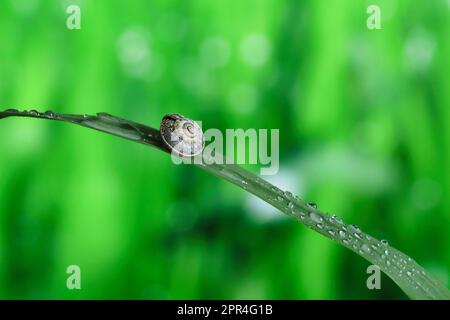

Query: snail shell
<box><xmin>160</xmin><ymin>113</ymin><xmax>205</xmax><ymax>157</ymax></box>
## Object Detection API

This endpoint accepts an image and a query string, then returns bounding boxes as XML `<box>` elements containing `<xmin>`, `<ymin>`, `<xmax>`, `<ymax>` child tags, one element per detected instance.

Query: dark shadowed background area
<box><xmin>0</xmin><ymin>0</ymin><xmax>449</xmax><ymax>299</ymax></box>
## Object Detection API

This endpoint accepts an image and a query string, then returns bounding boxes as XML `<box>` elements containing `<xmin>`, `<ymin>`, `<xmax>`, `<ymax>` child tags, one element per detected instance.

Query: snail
<box><xmin>160</xmin><ymin>113</ymin><xmax>205</xmax><ymax>157</ymax></box>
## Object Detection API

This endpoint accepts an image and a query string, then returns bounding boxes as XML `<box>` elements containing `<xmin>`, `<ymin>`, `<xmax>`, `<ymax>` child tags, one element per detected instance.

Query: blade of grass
<box><xmin>1</xmin><ymin>109</ymin><xmax>449</xmax><ymax>300</ymax></box>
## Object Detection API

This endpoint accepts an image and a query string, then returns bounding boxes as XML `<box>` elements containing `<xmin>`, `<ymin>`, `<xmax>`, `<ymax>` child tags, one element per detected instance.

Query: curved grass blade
<box><xmin>1</xmin><ymin>109</ymin><xmax>449</xmax><ymax>300</ymax></box>
<box><xmin>0</xmin><ymin>109</ymin><xmax>169</xmax><ymax>152</ymax></box>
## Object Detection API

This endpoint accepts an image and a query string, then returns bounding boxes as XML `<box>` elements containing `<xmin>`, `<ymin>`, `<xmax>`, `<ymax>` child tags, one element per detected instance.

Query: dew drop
<box><xmin>5</xmin><ymin>108</ymin><xmax>18</xmax><ymax>112</ymax></box>
<box><xmin>331</xmin><ymin>215</ymin><xmax>343</xmax><ymax>224</ymax></box>
<box><xmin>284</xmin><ymin>191</ymin><xmax>293</xmax><ymax>199</ymax></box>
<box><xmin>361</xmin><ymin>244</ymin><xmax>371</xmax><ymax>253</ymax></box>
<box><xmin>381</xmin><ymin>239</ymin><xmax>389</xmax><ymax>246</ymax></box>
<box><xmin>338</xmin><ymin>230</ymin><xmax>346</xmax><ymax>238</ymax></box>
<box><xmin>327</xmin><ymin>230</ymin><xmax>336</xmax><ymax>236</ymax></box>
<box><xmin>29</xmin><ymin>109</ymin><xmax>39</xmax><ymax>116</ymax></box>
<box><xmin>288</xmin><ymin>202</ymin><xmax>294</xmax><ymax>209</ymax></box>
<box><xmin>44</xmin><ymin>111</ymin><xmax>55</xmax><ymax>118</ymax></box>
<box><xmin>406</xmin><ymin>271</ymin><xmax>412</xmax><ymax>277</ymax></box>
<box><xmin>316</xmin><ymin>223</ymin><xmax>324</xmax><ymax>229</ymax></box>
<box><xmin>307</xmin><ymin>202</ymin><xmax>317</xmax><ymax>209</ymax></box>
<box><xmin>309</xmin><ymin>212</ymin><xmax>323</xmax><ymax>223</ymax></box>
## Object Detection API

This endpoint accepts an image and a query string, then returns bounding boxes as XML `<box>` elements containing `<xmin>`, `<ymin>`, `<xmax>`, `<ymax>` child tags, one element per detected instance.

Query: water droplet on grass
<box><xmin>309</xmin><ymin>212</ymin><xmax>323</xmax><ymax>223</ymax></box>
<box><xmin>44</xmin><ymin>111</ymin><xmax>55</xmax><ymax>118</ymax></box>
<box><xmin>331</xmin><ymin>215</ymin><xmax>343</xmax><ymax>224</ymax></box>
<box><xmin>361</xmin><ymin>244</ymin><xmax>371</xmax><ymax>253</ymax></box>
<box><xmin>284</xmin><ymin>191</ymin><xmax>293</xmax><ymax>199</ymax></box>
<box><xmin>307</xmin><ymin>202</ymin><xmax>317</xmax><ymax>209</ymax></box>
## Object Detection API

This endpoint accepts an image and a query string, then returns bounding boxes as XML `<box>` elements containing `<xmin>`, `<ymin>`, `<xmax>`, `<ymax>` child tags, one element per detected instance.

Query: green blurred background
<box><xmin>0</xmin><ymin>0</ymin><xmax>449</xmax><ymax>299</ymax></box>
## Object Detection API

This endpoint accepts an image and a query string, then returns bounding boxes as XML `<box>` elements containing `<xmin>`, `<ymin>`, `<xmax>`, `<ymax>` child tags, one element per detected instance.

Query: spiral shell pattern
<box><xmin>160</xmin><ymin>114</ymin><xmax>204</xmax><ymax>157</ymax></box>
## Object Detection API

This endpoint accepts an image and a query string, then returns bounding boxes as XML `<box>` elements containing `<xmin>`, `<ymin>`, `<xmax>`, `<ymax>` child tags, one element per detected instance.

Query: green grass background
<box><xmin>0</xmin><ymin>0</ymin><xmax>449</xmax><ymax>299</ymax></box>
